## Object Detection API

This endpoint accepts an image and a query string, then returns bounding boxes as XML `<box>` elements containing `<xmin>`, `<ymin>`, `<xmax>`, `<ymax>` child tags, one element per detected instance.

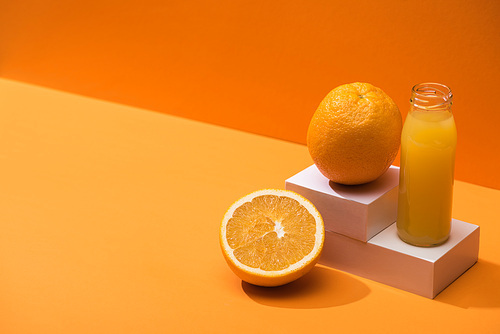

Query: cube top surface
<box><xmin>286</xmin><ymin>165</ymin><xmax>399</xmax><ymax>205</ymax></box>
<box><xmin>371</xmin><ymin>219</ymin><xmax>479</xmax><ymax>262</ymax></box>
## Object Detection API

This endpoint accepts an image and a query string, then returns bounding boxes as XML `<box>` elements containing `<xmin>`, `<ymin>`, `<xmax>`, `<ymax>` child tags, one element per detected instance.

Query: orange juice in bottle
<box><xmin>397</xmin><ymin>83</ymin><xmax>457</xmax><ymax>247</ymax></box>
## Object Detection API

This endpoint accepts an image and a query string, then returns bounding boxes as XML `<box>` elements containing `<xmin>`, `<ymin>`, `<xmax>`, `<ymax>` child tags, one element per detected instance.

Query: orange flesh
<box><xmin>226</xmin><ymin>195</ymin><xmax>316</xmax><ymax>271</ymax></box>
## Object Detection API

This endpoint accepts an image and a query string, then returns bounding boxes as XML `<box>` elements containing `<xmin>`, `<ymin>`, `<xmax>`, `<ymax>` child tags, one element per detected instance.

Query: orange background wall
<box><xmin>1</xmin><ymin>0</ymin><xmax>499</xmax><ymax>189</ymax></box>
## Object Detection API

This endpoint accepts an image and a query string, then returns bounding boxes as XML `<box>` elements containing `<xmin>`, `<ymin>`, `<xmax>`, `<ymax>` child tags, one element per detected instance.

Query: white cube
<box><xmin>320</xmin><ymin>219</ymin><xmax>480</xmax><ymax>299</ymax></box>
<box><xmin>285</xmin><ymin>164</ymin><xmax>399</xmax><ymax>242</ymax></box>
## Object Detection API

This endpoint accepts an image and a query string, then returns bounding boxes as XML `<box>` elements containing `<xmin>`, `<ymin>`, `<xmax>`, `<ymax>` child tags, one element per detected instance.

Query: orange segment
<box><xmin>220</xmin><ymin>189</ymin><xmax>324</xmax><ymax>287</ymax></box>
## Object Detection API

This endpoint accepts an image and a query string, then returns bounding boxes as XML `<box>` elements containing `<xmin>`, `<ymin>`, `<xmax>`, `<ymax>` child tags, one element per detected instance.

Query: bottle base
<box><xmin>397</xmin><ymin>230</ymin><xmax>449</xmax><ymax>248</ymax></box>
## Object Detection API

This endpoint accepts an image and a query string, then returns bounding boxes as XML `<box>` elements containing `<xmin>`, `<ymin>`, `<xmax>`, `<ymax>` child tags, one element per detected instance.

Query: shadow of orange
<box><xmin>436</xmin><ymin>259</ymin><xmax>500</xmax><ymax>308</ymax></box>
<box><xmin>327</xmin><ymin>166</ymin><xmax>399</xmax><ymax>200</ymax></box>
<box><xmin>241</xmin><ymin>265</ymin><xmax>370</xmax><ymax>309</ymax></box>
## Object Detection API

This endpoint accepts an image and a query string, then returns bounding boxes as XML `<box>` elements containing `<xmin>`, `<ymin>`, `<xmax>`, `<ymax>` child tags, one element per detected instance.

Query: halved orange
<box><xmin>220</xmin><ymin>189</ymin><xmax>324</xmax><ymax>286</ymax></box>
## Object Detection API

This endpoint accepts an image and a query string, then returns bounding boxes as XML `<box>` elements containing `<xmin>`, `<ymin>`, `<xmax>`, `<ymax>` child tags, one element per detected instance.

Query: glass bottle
<box><xmin>396</xmin><ymin>83</ymin><xmax>457</xmax><ymax>247</ymax></box>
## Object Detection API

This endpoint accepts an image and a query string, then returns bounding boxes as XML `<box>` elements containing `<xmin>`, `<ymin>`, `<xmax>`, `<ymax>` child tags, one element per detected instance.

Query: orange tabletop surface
<box><xmin>1</xmin><ymin>78</ymin><xmax>499</xmax><ymax>333</ymax></box>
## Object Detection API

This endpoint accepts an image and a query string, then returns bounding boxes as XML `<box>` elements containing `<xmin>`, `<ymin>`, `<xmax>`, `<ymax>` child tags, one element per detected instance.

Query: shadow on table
<box><xmin>436</xmin><ymin>259</ymin><xmax>500</xmax><ymax>308</ymax></box>
<box><xmin>241</xmin><ymin>266</ymin><xmax>370</xmax><ymax>309</ymax></box>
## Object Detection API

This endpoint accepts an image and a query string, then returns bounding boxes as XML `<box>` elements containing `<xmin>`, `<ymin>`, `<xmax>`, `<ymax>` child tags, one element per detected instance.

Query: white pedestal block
<box><xmin>320</xmin><ymin>220</ymin><xmax>480</xmax><ymax>299</ymax></box>
<box><xmin>285</xmin><ymin>164</ymin><xmax>399</xmax><ymax>242</ymax></box>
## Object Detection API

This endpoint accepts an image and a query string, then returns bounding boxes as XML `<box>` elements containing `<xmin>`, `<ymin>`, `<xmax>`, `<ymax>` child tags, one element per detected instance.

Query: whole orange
<box><xmin>307</xmin><ymin>82</ymin><xmax>402</xmax><ymax>185</ymax></box>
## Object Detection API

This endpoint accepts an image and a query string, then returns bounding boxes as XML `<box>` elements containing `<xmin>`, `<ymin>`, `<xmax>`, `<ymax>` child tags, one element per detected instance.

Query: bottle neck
<box><xmin>409</xmin><ymin>83</ymin><xmax>453</xmax><ymax>114</ymax></box>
